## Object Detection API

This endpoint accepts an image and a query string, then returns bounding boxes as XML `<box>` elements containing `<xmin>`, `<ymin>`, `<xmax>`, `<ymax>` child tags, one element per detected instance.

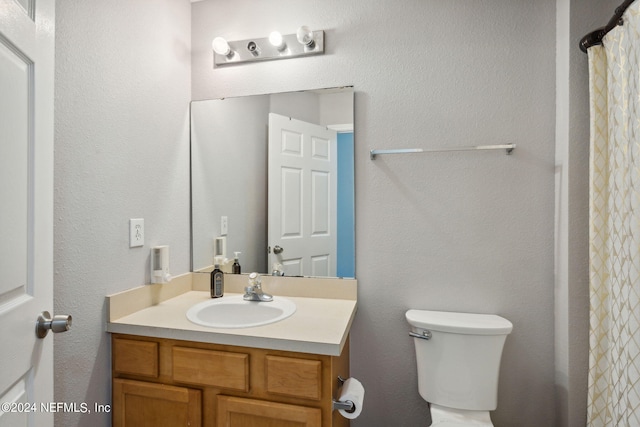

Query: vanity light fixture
<box><xmin>296</xmin><ymin>26</ymin><xmax>315</xmax><ymax>48</ymax></box>
<box><xmin>268</xmin><ymin>31</ymin><xmax>287</xmax><ymax>51</ymax></box>
<box><xmin>212</xmin><ymin>37</ymin><xmax>233</xmax><ymax>58</ymax></box>
<box><xmin>212</xmin><ymin>26</ymin><xmax>324</xmax><ymax>67</ymax></box>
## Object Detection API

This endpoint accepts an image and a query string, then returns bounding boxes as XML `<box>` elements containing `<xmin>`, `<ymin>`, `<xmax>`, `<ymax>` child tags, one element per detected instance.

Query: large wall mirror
<box><xmin>191</xmin><ymin>87</ymin><xmax>354</xmax><ymax>278</ymax></box>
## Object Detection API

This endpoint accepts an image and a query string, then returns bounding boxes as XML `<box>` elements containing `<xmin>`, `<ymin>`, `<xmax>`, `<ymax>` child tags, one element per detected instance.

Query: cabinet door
<box><xmin>113</xmin><ymin>379</ymin><xmax>201</xmax><ymax>427</ymax></box>
<box><xmin>217</xmin><ymin>395</ymin><xmax>321</xmax><ymax>427</ymax></box>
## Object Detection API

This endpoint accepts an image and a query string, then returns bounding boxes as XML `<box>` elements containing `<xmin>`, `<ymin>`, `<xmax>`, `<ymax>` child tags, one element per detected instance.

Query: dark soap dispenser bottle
<box><xmin>232</xmin><ymin>252</ymin><xmax>241</xmax><ymax>274</ymax></box>
<box><xmin>211</xmin><ymin>258</ymin><xmax>224</xmax><ymax>298</ymax></box>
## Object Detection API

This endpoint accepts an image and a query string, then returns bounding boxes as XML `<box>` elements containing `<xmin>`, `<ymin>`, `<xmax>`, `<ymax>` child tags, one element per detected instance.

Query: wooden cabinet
<box><xmin>217</xmin><ymin>395</ymin><xmax>321</xmax><ymax>427</ymax></box>
<box><xmin>111</xmin><ymin>334</ymin><xmax>350</xmax><ymax>427</ymax></box>
<box><xmin>172</xmin><ymin>346</ymin><xmax>249</xmax><ymax>392</ymax></box>
<box><xmin>113</xmin><ymin>379</ymin><xmax>201</xmax><ymax>427</ymax></box>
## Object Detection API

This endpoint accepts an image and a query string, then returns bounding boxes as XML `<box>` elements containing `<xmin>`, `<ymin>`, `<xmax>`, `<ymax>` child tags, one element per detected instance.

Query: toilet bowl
<box><xmin>430</xmin><ymin>404</ymin><xmax>493</xmax><ymax>426</ymax></box>
<box><xmin>405</xmin><ymin>309</ymin><xmax>512</xmax><ymax>426</ymax></box>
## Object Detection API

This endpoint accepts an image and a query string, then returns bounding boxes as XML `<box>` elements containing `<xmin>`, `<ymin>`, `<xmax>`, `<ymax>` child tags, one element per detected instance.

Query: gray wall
<box><xmin>50</xmin><ymin>0</ymin><xmax>619</xmax><ymax>425</ymax></box>
<box><xmin>191</xmin><ymin>95</ymin><xmax>270</xmax><ymax>273</ymax></box>
<box><xmin>54</xmin><ymin>0</ymin><xmax>192</xmax><ymax>425</ymax></box>
<box><xmin>193</xmin><ymin>1</ymin><xmax>557</xmax><ymax>426</ymax></box>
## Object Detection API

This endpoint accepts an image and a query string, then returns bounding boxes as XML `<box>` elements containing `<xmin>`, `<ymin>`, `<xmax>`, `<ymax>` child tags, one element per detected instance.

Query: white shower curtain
<box><xmin>587</xmin><ymin>3</ymin><xmax>640</xmax><ymax>425</ymax></box>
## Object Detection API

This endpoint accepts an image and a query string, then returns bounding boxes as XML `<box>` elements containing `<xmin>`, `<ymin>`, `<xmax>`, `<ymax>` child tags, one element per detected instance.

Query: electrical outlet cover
<box><xmin>129</xmin><ymin>218</ymin><xmax>144</xmax><ymax>247</ymax></box>
<box><xmin>221</xmin><ymin>216</ymin><xmax>228</xmax><ymax>235</ymax></box>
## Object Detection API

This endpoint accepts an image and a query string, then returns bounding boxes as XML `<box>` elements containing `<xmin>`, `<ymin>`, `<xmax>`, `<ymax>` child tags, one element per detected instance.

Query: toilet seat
<box><xmin>430</xmin><ymin>404</ymin><xmax>493</xmax><ymax>427</ymax></box>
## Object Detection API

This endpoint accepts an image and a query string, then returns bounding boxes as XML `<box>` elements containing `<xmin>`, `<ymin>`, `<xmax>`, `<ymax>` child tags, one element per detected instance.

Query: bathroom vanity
<box><xmin>106</xmin><ymin>273</ymin><xmax>357</xmax><ymax>427</ymax></box>
<box><xmin>107</xmin><ymin>85</ymin><xmax>358</xmax><ymax>426</ymax></box>
<box><xmin>111</xmin><ymin>334</ymin><xmax>349</xmax><ymax>426</ymax></box>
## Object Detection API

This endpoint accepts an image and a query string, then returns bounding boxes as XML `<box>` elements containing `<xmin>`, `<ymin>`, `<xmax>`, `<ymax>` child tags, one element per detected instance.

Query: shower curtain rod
<box><xmin>580</xmin><ymin>0</ymin><xmax>635</xmax><ymax>53</ymax></box>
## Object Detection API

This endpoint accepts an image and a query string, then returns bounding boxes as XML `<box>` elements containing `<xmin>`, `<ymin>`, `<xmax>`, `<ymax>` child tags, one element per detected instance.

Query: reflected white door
<box><xmin>268</xmin><ymin>113</ymin><xmax>337</xmax><ymax>277</ymax></box>
<box><xmin>0</xmin><ymin>0</ymin><xmax>55</xmax><ymax>426</ymax></box>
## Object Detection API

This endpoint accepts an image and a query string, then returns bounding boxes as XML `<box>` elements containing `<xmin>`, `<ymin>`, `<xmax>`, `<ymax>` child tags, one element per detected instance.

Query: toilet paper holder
<box><xmin>332</xmin><ymin>376</ymin><xmax>356</xmax><ymax>413</ymax></box>
<box><xmin>332</xmin><ymin>400</ymin><xmax>356</xmax><ymax>413</ymax></box>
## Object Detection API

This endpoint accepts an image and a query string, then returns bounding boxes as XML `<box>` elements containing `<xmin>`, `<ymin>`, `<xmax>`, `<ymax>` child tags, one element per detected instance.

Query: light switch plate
<box><xmin>129</xmin><ymin>218</ymin><xmax>144</xmax><ymax>247</ymax></box>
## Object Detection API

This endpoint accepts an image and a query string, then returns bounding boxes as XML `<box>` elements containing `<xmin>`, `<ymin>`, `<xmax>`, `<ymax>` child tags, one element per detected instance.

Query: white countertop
<box><xmin>107</xmin><ymin>285</ymin><xmax>357</xmax><ymax>356</ymax></box>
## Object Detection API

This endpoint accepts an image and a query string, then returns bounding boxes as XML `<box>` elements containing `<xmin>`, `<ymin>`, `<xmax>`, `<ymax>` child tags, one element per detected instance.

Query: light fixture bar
<box><xmin>213</xmin><ymin>30</ymin><xmax>324</xmax><ymax>67</ymax></box>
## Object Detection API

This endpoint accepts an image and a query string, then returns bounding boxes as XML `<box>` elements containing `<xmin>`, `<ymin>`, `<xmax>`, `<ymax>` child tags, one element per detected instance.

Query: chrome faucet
<box><xmin>271</xmin><ymin>262</ymin><xmax>284</xmax><ymax>276</ymax></box>
<box><xmin>243</xmin><ymin>272</ymin><xmax>273</xmax><ymax>302</ymax></box>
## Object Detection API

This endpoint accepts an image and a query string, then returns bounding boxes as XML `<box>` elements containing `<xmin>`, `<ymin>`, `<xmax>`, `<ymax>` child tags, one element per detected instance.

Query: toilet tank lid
<box><xmin>405</xmin><ymin>309</ymin><xmax>513</xmax><ymax>335</ymax></box>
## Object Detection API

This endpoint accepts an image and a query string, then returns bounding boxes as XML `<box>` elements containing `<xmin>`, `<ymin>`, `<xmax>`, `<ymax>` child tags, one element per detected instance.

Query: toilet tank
<box><xmin>405</xmin><ymin>309</ymin><xmax>513</xmax><ymax>411</ymax></box>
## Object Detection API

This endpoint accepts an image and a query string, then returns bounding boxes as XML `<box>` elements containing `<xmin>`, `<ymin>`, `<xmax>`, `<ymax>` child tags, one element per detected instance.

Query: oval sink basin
<box><xmin>186</xmin><ymin>295</ymin><xmax>296</xmax><ymax>329</ymax></box>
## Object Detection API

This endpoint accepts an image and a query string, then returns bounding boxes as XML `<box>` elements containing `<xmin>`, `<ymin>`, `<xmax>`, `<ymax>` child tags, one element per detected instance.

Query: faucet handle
<box><xmin>248</xmin><ymin>272</ymin><xmax>261</xmax><ymax>287</ymax></box>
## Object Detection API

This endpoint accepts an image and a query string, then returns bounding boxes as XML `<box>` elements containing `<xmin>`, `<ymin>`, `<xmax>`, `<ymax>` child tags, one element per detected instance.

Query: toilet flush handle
<box><xmin>409</xmin><ymin>330</ymin><xmax>432</xmax><ymax>340</ymax></box>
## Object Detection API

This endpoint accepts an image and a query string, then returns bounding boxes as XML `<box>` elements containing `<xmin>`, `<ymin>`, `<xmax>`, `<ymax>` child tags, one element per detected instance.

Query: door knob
<box><xmin>273</xmin><ymin>245</ymin><xmax>284</xmax><ymax>254</ymax></box>
<box><xmin>36</xmin><ymin>311</ymin><xmax>72</xmax><ymax>339</ymax></box>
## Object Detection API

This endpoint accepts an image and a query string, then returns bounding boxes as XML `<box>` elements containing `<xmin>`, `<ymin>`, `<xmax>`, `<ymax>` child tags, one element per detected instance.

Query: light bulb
<box><xmin>269</xmin><ymin>31</ymin><xmax>286</xmax><ymax>50</ymax></box>
<box><xmin>296</xmin><ymin>26</ymin><xmax>314</xmax><ymax>47</ymax></box>
<box><xmin>212</xmin><ymin>37</ymin><xmax>231</xmax><ymax>56</ymax></box>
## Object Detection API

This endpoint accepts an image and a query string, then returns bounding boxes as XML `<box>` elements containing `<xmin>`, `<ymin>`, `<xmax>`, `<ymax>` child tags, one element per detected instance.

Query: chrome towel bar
<box><xmin>370</xmin><ymin>144</ymin><xmax>515</xmax><ymax>160</ymax></box>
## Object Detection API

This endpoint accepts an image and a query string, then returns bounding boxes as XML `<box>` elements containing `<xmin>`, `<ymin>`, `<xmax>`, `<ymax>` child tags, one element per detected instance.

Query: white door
<box><xmin>0</xmin><ymin>0</ymin><xmax>56</xmax><ymax>426</ymax></box>
<box><xmin>268</xmin><ymin>113</ymin><xmax>337</xmax><ymax>277</ymax></box>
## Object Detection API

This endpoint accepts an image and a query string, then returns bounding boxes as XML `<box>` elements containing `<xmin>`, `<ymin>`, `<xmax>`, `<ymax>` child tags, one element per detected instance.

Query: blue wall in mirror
<box><xmin>337</xmin><ymin>132</ymin><xmax>355</xmax><ymax>278</ymax></box>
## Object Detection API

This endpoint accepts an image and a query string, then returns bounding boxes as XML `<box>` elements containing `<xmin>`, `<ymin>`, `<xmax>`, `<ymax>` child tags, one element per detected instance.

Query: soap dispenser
<box><xmin>211</xmin><ymin>257</ymin><xmax>224</xmax><ymax>298</ymax></box>
<box><xmin>232</xmin><ymin>252</ymin><xmax>241</xmax><ymax>274</ymax></box>
<box><xmin>151</xmin><ymin>246</ymin><xmax>172</xmax><ymax>284</ymax></box>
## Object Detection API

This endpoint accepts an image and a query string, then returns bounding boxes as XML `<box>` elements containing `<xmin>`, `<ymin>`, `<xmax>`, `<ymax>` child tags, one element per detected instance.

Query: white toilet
<box><xmin>405</xmin><ymin>309</ymin><xmax>513</xmax><ymax>426</ymax></box>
